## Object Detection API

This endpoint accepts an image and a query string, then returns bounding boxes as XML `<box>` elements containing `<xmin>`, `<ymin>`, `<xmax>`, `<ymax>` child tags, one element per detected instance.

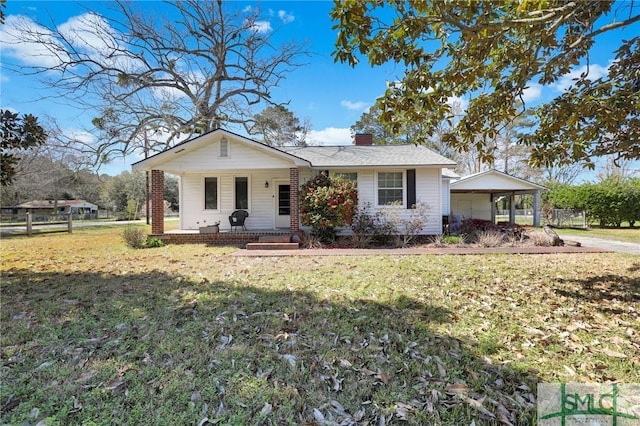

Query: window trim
<box><xmin>376</xmin><ymin>170</ymin><xmax>405</xmax><ymax>207</ymax></box>
<box><xmin>233</xmin><ymin>175</ymin><xmax>251</xmax><ymax>211</ymax></box>
<box><xmin>203</xmin><ymin>176</ymin><xmax>220</xmax><ymax>211</ymax></box>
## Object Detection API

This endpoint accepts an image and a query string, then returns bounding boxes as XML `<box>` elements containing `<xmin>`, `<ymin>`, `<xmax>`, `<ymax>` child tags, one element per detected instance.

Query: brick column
<box><xmin>151</xmin><ymin>169</ymin><xmax>164</xmax><ymax>235</ymax></box>
<box><xmin>289</xmin><ymin>168</ymin><xmax>299</xmax><ymax>232</ymax></box>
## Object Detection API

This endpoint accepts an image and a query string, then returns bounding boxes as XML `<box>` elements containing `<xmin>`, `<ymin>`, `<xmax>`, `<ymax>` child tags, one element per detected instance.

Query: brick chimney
<box><xmin>354</xmin><ymin>133</ymin><xmax>373</xmax><ymax>146</ymax></box>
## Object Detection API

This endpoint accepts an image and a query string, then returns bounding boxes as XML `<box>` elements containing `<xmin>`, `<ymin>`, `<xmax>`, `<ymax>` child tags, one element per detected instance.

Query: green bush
<box><xmin>145</xmin><ymin>237</ymin><xmax>165</xmax><ymax>248</ymax></box>
<box><xmin>299</xmin><ymin>173</ymin><xmax>358</xmax><ymax>242</ymax></box>
<box><xmin>543</xmin><ymin>177</ymin><xmax>640</xmax><ymax>228</ymax></box>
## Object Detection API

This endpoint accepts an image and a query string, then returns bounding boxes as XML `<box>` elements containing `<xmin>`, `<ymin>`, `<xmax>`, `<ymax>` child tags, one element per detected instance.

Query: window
<box><xmin>377</xmin><ymin>172</ymin><xmax>403</xmax><ymax>206</ymax></box>
<box><xmin>235</xmin><ymin>177</ymin><xmax>249</xmax><ymax>210</ymax></box>
<box><xmin>204</xmin><ymin>177</ymin><xmax>218</xmax><ymax>210</ymax></box>
<box><xmin>331</xmin><ymin>172</ymin><xmax>358</xmax><ymax>182</ymax></box>
<box><xmin>219</xmin><ymin>137</ymin><xmax>229</xmax><ymax>158</ymax></box>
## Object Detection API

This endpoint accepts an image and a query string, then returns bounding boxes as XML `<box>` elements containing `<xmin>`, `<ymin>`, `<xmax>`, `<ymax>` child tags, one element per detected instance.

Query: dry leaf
<box><xmin>260</xmin><ymin>403</ymin><xmax>272</xmax><ymax>415</ymax></box>
<box><xmin>445</xmin><ymin>383</ymin><xmax>470</xmax><ymax>395</ymax></box>
<box><xmin>602</xmin><ymin>348</ymin><xmax>627</xmax><ymax>358</ymax></box>
<box><xmin>313</xmin><ymin>408</ymin><xmax>325</xmax><ymax>422</ymax></box>
<box><xmin>459</xmin><ymin>395</ymin><xmax>495</xmax><ymax>418</ymax></box>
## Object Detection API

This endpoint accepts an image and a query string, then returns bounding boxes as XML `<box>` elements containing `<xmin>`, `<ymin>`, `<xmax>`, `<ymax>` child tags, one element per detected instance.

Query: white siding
<box><xmin>450</xmin><ymin>193</ymin><xmax>492</xmax><ymax>221</ymax></box>
<box><xmin>337</xmin><ymin>168</ymin><xmax>442</xmax><ymax>235</ymax></box>
<box><xmin>441</xmin><ymin>180</ymin><xmax>451</xmax><ymax>215</ymax></box>
<box><xmin>180</xmin><ymin>169</ymin><xmax>291</xmax><ymax>230</ymax></box>
<box><xmin>415</xmin><ymin>168</ymin><xmax>442</xmax><ymax>234</ymax></box>
<box><xmin>159</xmin><ymin>138</ymin><xmax>297</xmax><ymax>173</ymax></box>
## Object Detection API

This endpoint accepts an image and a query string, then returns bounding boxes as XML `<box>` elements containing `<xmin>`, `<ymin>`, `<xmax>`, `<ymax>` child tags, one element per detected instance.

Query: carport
<box><xmin>449</xmin><ymin>170</ymin><xmax>546</xmax><ymax>227</ymax></box>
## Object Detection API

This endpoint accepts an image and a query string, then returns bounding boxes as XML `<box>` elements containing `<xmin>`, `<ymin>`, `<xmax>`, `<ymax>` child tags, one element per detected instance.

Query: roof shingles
<box><xmin>281</xmin><ymin>145</ymin><xmax>456</xmax><ymax>168</ymax></box>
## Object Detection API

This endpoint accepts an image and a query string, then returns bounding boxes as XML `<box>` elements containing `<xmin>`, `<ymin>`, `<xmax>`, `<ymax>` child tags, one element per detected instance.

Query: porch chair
<box><xmin>229</xmin><ymin>210</ymin><xmax>249</xmax><ymax>231</ymax></box>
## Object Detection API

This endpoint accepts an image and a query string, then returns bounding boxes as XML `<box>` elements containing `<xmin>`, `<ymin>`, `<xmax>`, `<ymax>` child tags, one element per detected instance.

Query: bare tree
<box><xmin>3</xmin><ymin>0</ymin><xmax>308</xmax><ymax>163</ymax></box>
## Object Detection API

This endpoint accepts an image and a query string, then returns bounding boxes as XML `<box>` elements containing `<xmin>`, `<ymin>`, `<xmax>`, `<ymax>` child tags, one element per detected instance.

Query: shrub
<box><xmin>529</xmin><ymin>232</ymin><xmax>553</xmax><ymax>246</ymax></box>
<box><xmin>350</xmin><ymin>201</ymin><xmax>430</xmax><ymax>247</ymax></box>
<box><xmin>122</xmin><ymin>226</ymin><xmax>147</xmax><ymax>248</ymax></box>
<box><xmin>300</xmin><ymin>232</ymin><xmax>324</xmax><ymax>249</ymax></box>
<box><xmin>300</xmin><ymin>173</ymin><xmax>357</xmax><ymax>242</ymax></box>
<box><xmin>443</xmin><ymin>235</ymin><xmax>463</xmax><ymax>244</ymax></box>
<box><xmin>475</xmin><ymin>230</ymin><xmax>504</xmax><ymax>247</ymax></box>
<box><xmin>145</xmin><ymin>237</ymin><xmax>165</xmax><ymax>248</ymax></box>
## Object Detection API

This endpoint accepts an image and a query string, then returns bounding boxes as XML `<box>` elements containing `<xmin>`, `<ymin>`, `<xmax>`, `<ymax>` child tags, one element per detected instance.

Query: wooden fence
<box><xmin>1</xmin><ymin>212</ymin><xmax>74</xmax><ymax>236</ymax></box>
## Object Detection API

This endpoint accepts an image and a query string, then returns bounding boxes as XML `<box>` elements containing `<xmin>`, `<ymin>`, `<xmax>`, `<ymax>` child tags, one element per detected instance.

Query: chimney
<box><xmin>354</xmin><ymin>133</ymin><xmax>373</xmax><ymax>146</ymax></box>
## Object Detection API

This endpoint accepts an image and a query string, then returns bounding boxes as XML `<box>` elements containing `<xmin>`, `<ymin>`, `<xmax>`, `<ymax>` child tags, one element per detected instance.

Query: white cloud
<box><xmin>340</xmin><ymin>100</ymin><xmax>368</xmax><ymax>111</ymax></box>
<box><xmin>0</xmin><ymin>15</ymin><xmax>69</xmax><ymax>67</ymax></box>
<box><xmin>521</xmin><ymin>83</ymin><xmax>542</xmax><ymax>103</ymax></box>
<box><xmin>555</xmin><ymin>63</ymin><xmax>609</xmax><ymax>92</ymax></box>
<box><xmin>58</xmin><ymin>13</ymin><xmax>116</xmax><ymax>55</ymax></box>
<box><xmin>66</xmin><ymin>129</ymin><xmax>96</xmax><ymax>145</ymax></box>
<box><xmin>278</xmin><ymin>10</ymin><xmax>295</xmax><ymax>24</ymax></box>
<box><xmin>307</xmin><ymin>127</ymin><xmax>352</xmax><ymax>146</ymax></box>
<box><xmin>248</xmin><ymin>20</ymin><xmax>272</xmax><ymax>34</ymax></box>
<box><xmin>1</xmin><ymin>13</ymin><xmax>140</xmax><ymax>73</ymax></box>
<box><xmin>446</xmin><ymin>95</ymin><xmax>468</xmax><ymax>112</ymax></box>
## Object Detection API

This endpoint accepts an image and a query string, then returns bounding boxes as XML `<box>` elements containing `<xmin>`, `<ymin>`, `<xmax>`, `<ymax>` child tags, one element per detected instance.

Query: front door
<box><xmin>275</xmin><ymin>183</ymin><xmax>291</xmax><ymax>228</ymax></box>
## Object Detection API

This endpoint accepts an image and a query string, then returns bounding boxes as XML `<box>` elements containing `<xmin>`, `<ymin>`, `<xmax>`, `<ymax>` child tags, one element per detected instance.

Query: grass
<box><xmin>1</xmin><ymin>226</ymin><xmax>639</xmax><ymax>425</ymax></box>
<box><xmin>555</xmin><ymin>226</ymin><xmax>640</xmax><ymax>243</ymax></box>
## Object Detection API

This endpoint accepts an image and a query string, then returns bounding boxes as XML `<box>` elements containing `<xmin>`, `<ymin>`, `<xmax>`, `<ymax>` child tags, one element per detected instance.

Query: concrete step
<box><xmin>246</xmin><ymin>242</ymin><xmax>299</xmax><ymax>250</ymax></box>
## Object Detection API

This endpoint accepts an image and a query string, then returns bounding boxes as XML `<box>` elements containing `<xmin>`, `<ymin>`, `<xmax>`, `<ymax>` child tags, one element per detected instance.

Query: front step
<box><xmin>246</xmin><ymin>242</ymin><xmax>299</xmax><ymax>250</ymax></box>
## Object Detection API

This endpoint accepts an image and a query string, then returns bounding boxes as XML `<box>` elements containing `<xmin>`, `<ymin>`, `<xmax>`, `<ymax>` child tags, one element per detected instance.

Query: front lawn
<box><xmin>1</xmin><ymin>227</ymin><xmax>638</xmax><ymax>425</ymax></box>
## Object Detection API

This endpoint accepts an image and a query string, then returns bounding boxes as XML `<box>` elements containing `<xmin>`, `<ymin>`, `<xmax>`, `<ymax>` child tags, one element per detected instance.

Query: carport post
<box><xmin>509</xmin><ymin>192</ymin><xmax>516</xmax><ymax>224</ymax></box>
<box><xmin>533</xmin><ymin>190</ymin><xmax>541</xmax><ymax>227</ymax></box>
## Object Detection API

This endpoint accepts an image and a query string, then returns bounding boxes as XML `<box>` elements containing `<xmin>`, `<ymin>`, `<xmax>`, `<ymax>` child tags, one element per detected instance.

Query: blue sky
<box><xmin>1</xmin><ymin>1</ymin><xmax>638</xmax><ymax>177</ymax></box>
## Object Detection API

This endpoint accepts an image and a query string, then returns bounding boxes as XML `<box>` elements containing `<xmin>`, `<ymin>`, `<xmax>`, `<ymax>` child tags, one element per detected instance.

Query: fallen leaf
<box><xmin>445</xmin><ymin>383</ymin><xmax>470</xmax><ymax>395</ymax></box>
<box><xmin>459</xmin><ymin>395</ymin><xmax>495</xmax><ymax>418</ymax></box>
<box><xmin>602</xmin><ymin>348</ymin><xmax>627</xmax><ymax>358</ymax></box>
<box><xmin>313</xmin><ymin>408</ymin><xmax>325</xmax><ymax>422</ymax></box>
<box><xmin>260</xmin><ymin>403</ymin><xmax>272</xmax><ymax>415</ymax></box>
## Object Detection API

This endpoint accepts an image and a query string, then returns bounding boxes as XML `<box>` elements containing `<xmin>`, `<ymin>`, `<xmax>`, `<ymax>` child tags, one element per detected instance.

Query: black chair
<box><xmin>229</xmin><ymin>210</ymin><xmax>249</xmax><ymax>231</ymax></box>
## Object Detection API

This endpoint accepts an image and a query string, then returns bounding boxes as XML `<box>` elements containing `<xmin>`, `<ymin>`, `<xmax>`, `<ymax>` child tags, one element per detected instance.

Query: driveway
<box><xmin>557</xmin><ymin>234</ymin><xmax>640</xmax><ymax>255</ymax></box>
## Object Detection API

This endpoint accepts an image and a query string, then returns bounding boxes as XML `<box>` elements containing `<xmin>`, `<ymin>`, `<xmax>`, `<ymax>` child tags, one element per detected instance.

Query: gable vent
<box><xmin>219</xmin><ymin>137</ymin><xmax>229</xmax><ymax>158</ymax></box>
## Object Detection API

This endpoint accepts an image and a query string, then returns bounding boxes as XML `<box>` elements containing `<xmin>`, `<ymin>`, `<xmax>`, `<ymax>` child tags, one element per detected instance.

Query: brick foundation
<box><xmin>152</xmin><ymin>231</ymin><xmax>304</xmax><ymax>247</ymax></box>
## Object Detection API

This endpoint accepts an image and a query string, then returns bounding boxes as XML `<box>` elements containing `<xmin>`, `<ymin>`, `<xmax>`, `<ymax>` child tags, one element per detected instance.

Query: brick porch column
<box><xmin>289</xmin><ymin>168</ymin><xmax>299</xmax><ymax>232</ymax></box>
<box><xmin>151</xmin><ymin>169</ymin><xmax>164</xmax><ymax>234</ymax></box>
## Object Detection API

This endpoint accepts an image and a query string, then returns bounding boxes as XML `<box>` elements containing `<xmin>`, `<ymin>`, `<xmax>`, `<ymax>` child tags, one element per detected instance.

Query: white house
<box><xmin>132</xmin><ymin>129</ymin><xmax>456</xmax><ymax>241</ymax></box>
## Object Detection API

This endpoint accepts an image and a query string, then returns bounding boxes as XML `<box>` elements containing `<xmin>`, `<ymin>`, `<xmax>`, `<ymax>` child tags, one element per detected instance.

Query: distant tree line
<box><xmin>543</xmin><ymin>177</ymin><xmax>640</xmax><ymax>228</ymax></box>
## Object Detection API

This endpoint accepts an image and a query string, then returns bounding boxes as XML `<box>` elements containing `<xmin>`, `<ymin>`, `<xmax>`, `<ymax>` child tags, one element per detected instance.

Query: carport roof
<box><xmin>450</xmin><ymin>169</ymin><xmax>546</xmax><ymax>193</ymax></box>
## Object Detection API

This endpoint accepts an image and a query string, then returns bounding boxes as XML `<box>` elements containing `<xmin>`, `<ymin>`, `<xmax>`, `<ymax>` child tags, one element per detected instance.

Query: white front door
<box><xmin>275</xmin><ymin>181</ymin><xmax>291</xmax><ymax>228</ymax></box>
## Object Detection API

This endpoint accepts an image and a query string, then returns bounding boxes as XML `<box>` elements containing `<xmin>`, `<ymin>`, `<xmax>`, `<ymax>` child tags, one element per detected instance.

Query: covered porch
<box><xmin>147</xmin><ymin>168</ymin><xmax>303</xmax><ymax>244</ymax></box>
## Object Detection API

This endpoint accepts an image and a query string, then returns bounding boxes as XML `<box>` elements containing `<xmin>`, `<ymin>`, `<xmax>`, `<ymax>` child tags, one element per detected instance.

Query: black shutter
<box><xmin>407</xmin><ymin>169</ymin><xmax>416</xmax><ymax>209</ymax></box>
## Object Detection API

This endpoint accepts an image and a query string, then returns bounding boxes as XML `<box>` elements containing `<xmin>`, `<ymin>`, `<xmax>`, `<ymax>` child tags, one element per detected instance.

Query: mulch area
<box><xmin>233</xmin><ymin>245</ymin><xmax>610</xmax><ymax>257</ymax></box>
